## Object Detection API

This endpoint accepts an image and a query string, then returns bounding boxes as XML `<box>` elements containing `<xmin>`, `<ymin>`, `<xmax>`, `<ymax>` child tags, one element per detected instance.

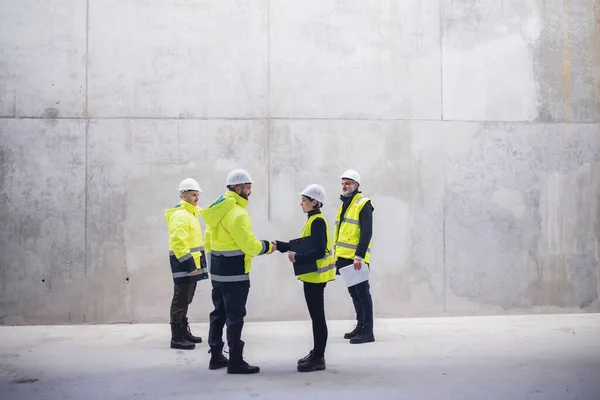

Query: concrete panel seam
<box><xmin>0</xmin><ymin>116</ymin><xmax>598</xmax><ymax>124</ymax></box>
<box><xmin>267</xmin><ymin>0</ymin><xmax>272</xmax><ymax>221</ymax></box>
<box><xmin>85</xmin><ymin>0</ymin><xmax>89</xmax><ymax>117</ymax></box>
<box><xmin>439</xmin><ymin>0</ymin><xmax>444</xmax><ymax>121</ymax></box>
<box><xmin>85</xmin><ymin>118</ymin><xmax>89</xmax><ymax>277</ymax></box>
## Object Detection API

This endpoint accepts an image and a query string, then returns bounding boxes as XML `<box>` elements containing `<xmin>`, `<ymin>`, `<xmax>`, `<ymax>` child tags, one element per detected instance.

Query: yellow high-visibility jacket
<box><xmin>165</xmin><ymin>200</ymin><xmax>208</xmax><ymax>284</ymax></box>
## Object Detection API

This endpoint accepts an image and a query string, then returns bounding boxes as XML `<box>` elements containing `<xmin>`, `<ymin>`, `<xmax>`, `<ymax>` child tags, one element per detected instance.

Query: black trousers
<box><xmin>304</xmin><ymin>282</ymin><xmax>328</xmax><ymax>358</ymax></box>
<box><xmin>348</xmin><ymin>280</ymin><xmax>373</xmax><ymax>331</ymax></box>
<box><xmin>208</xmin><ymin>280</ymin><xmax>250</xmax><ymax>356</ymax></box>
<box><xmin>170</xmin><ymin>282</ymin><xmax>197</xmax><ymax>324</ymax></box>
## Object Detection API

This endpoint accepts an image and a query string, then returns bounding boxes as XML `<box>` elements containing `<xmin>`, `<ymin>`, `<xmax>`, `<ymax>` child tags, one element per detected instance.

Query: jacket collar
<box><xmin>225</xmin><ymin>190</ymin><xmax>248</xmax><ymax>209</ymax></box>
<box><xmin>180</xmin><ymin>200</ymin><xmax>200</xmax><ymax>216</ymax></box>
<box><xmin>307</xmin><ymin>209</ymin><xmax>322</xmax><ymax>218</ymax></box>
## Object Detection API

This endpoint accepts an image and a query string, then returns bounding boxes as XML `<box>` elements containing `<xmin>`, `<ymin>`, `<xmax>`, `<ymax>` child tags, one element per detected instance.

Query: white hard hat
<box><xmin>341</xmin><ymin>169</ymin><xmax>361</xmax><ymax>185</ymax></box>
<box><xmin>299</xmin><ymin>184</ymin><xmax>327</xmax><ymax>204</ymax></box>
<box><xmin>226</xmin><ymin>169</ymin><xmax>253</xmax><ymax>186</ymax></box>
<box><xmin>179</xmin><ymin>178</ymin><xmax>202</xmax><ymax>192</ymax></box>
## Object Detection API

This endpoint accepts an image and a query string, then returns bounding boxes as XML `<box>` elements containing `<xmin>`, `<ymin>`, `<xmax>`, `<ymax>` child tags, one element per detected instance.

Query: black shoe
<box><xmin>208</xmin><ymin>346</ymin><xmax>229</xmax><ymax>370</ymax></box>
<box><xmin>349</xmin><ymin>330</ymin><xmax>375</xmax><ymax>344</ymax></box>
<box><xmin>297</xmin><ymin>355</ymin><xmax>326</xmax><ymax>372</ymax></box>
<box><xmin>297</xmin><ymin>350</ymin><xmax>314</xmax><ymax>365</ymax></box>
<box><xmin>344</xmin><ymin>324</ymin><xmax>361</xmax><ymax>339</ymax></box>
<box><xmin>170</xmin><ymin>323</ymin><xmax>195</xmax><ymax>350</ymax></box>
<box><xmin>227</xmin><ymin>341</ymin><xmax>260</xmax><ymax>374</ymax></box>
<box><xmin>227</xmin><ymin>359</ymin><xmax>260</xmax><ymax>374</ymax></box>
<box><xmin>182</xmin><ymin>317</ymin><xmax>202</xmax><ymax>344</ymax></box>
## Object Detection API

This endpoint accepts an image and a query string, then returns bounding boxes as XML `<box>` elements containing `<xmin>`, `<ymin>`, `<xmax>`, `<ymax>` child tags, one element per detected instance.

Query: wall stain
<box><xmin>42</xmin><ymin>107</ymin><xmax>59</xmax><ymax>119</ymax></box>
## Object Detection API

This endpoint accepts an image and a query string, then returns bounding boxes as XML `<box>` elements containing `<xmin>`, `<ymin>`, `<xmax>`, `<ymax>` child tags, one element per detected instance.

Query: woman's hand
<box><xmin>287</xmin><ymin>251</ymin><xmax>296</xmax><ymax>263</ymax></box>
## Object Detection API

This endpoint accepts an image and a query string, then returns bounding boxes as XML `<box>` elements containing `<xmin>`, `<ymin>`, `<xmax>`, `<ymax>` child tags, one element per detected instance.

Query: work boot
<box><xmin>349</xmin><ymin>329</ymin><xmax>375</xmax><ymax>344</ymax></box>
<box><xmin>297</xmin><ymin>350</ymin><xmax>314</xmax><ymax>365</ymax></box>
<box><xmin>343</xmin><ymin>324</ymin><xmax>361</xmax><ymax>339</ymax></box>
<box><xmin>208</xmin><ymin>346</ymin><xmax>229</xmax><ymax>370</ymax></box>
<box><xmin>227</xmin><ymin>341</ymin><xmax>260</xmax><ymax>374</ymax></box>
<box><xmin>170</xmin><ymin>323</ymin><xmax>195</xmax><ymax>350</ymax></box>
<box><xmin>297</xmin><ymin>354</ymin><xmax>326</xmax><ymax>372</ymax></box>
<box><xmin>181</xmin><ymin>317</ymin><xmax>202</xmax><ymax>343</ymax></box>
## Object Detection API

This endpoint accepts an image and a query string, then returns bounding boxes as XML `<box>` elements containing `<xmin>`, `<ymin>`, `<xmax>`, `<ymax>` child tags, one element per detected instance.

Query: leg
<box><xmin>349</xmin><ymin>280</ymin><xmax>375</xmax><ymax>344</ymax></box>
<box><xmin>208</xmin><ymin>282</ymin><xmax>226</xmax><ymax>349</ymax></box>
<box><xmin>303</xmin><ymin>282</ymin><xmax>327</xmax><ymax>357</ymax></box>
<box><xmin>169</xmin><ymin>283</ymin><xmax>195</xmax><ymax>350</ymax></box>
<box><xmin>222</xmin><ymin>281</ymin><xmax>259</xmax><ymax>374</ymax></box>
<box><xmin>181</xmin><ymin>282</ymin><xmax>202</xmax><ymax>343</ymax></box>
<box><xmin>170</xmin><ymin>283</ymin><xmax>191</xmax><ymax>325</ymax></box>
<box><xmin>208</xmin><ymin>281</ymin><xmax>229</xmax><ymax>370</ymax></box>
<box><xmin>356</xmin><ymin>280</ymin><xmax>373</xmax><ymax>332</ymax></box>
<box><xmin>344</xmin><ymin>284</ymin><xmax>363</xmax><ymax>339</ymax></box>
<box><xmin>298</xmin><ymin>282</ymin><xmax>327</xmax><ymax>372</ymax></box>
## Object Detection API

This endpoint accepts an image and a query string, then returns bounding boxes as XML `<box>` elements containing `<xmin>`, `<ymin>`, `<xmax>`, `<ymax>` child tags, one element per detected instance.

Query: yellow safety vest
<box><xmin>333</xmin><ymin>193</ymin><xmax>372</xmax><ymax>264</ymax></box>
<box><xmin>298</xmin><ymin>214</ymin><xmax>336</xmax><ymax>284</ymax></box>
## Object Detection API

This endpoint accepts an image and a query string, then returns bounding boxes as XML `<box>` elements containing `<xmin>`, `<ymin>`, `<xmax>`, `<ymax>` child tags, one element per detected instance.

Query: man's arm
<box><xmin>228</xmin><ymin>213</ymin><xmax>273</xmax><ymax>256</ymax></box>
<box><xmin>355</xmin><ymin>201</ymin><xmax>373</xmax><ymax>259</ymax></box>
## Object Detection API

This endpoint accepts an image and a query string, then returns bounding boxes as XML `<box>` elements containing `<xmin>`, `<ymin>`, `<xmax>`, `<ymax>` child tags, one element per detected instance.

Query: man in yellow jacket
<box><xmin>165</xmin><ymin>178</ymin><xmax>208</xmax><ymax>350</ymax></box>
<box><xmin>200</xmin><ymin>168</ymin><xmax>275</xmax><ymax>374</ymax></box>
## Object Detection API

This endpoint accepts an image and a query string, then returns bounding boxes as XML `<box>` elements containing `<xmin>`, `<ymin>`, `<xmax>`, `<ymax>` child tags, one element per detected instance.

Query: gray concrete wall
<box><xmin>1</xmin><ymin>0</ymin><xmax>599</xmax><ymax>325</ymax></box>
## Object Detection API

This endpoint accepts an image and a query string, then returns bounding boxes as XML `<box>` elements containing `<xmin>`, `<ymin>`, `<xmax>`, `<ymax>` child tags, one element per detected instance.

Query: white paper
<box><xmin>339</xmin><ymin>261</ymin><xmax>370</xmax><ymax>287</ymax></box>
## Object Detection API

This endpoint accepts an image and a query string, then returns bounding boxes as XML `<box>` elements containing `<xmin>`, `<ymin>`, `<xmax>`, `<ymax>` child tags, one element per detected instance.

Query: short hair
<box><xmin>303</xmin><ymin>195</ymin><xmax>323</xmax><ymax>209</ymax></box>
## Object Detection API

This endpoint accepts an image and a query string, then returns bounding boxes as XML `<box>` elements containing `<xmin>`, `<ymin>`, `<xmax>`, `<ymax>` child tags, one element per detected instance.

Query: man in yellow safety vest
<box><xmin>333</xmin><ymin>169</ymin><xmax>375</xmax><ymax>344</ymax></box>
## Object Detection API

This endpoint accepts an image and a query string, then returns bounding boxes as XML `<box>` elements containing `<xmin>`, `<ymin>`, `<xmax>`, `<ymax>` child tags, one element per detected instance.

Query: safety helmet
<box><xmin>340</xmin><ymin>169</ymin><xmax>361</xmax><ymax>185</ymax></box>
<box><xmin>226</xmin><ymin>169</ymin><xmax>253</xmax><ymax>186</ymax></box>
<box><xmin>179</xmin><ymin>178</ymin><xmax>202</xmax><ymax>193</ymax></box>
<box><xmin>299</xmin><ymin>184</ymin><xmax>327</xmax><ymax>204</ymax></box>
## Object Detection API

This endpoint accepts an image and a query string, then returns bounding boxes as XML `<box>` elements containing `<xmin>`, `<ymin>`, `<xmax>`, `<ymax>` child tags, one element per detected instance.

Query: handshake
<box><xmin>266</xmin><ymin>240</ymin><xmax>296</xmax><ymax>262</ymax></box>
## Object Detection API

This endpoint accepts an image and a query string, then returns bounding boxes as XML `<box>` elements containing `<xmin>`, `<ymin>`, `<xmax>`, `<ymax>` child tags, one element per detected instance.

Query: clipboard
<box><xmin>288</xmin><ymin>237</ymin><xmax>319</xmax><ymax>276</ymax></box>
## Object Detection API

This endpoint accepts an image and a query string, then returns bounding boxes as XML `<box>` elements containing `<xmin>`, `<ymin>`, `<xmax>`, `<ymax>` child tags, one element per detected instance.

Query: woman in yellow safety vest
<box><xmin>275</xmin><ymin>184</ymin><xmax>335</xmax><ymax>372</ymax></box>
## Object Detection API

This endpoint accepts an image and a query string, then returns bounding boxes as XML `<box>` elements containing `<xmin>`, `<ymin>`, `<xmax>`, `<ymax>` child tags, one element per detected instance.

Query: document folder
<box><xmin>288</xmin><ymin>237</ymin><xmax>319</xmax><ymax>276</ymax></box>
<box><xmin>339</xmin><ymin>261</ymin><xmax>370</xmax><ymax>287</ymax></box>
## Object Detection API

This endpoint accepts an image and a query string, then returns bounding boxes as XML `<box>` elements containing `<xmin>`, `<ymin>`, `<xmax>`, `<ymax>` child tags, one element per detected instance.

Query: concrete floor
<box><xmin>0</xmin><ymin>314</ymin><xmax>599</xmax><ymax>400</ymax></box>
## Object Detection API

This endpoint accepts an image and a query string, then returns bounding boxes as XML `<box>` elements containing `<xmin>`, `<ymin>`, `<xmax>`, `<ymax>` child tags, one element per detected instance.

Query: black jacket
<box><xmin>276</xmin><ymin>210</ymin><xmax>327</xmax><ymax>264</ymax></box>
<box><xmin>335</xmin><ymin>190</ymin><xmax>374</xmax><ymax>270</ymax></box>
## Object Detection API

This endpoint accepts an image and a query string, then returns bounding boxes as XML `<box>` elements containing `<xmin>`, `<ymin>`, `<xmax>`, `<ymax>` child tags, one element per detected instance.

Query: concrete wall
<box><xmin>1</xmin><ymin>0</ymin><xmax>599</xmax><ymax>325</ymax></box>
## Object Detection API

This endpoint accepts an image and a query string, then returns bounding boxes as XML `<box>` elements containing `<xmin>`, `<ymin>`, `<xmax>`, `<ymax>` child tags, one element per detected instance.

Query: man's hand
<box><xmin>188</xmin><ymin>269</ymin><xmax>200</xmax><ymax>276</ymax></box>
<box><xmin>288</xmin><ymin>251</ymin><xmax>296</xmax><ymax>263</ymax></box>
<box><xmin>268</xmin><ymin>241</ymin><xmax>277</xmax><ymax>254</ymax></box>
<box><xmin>353</xmin><ymin>258</ymin><xmax>362</xmax><ymax>270</ymax></box>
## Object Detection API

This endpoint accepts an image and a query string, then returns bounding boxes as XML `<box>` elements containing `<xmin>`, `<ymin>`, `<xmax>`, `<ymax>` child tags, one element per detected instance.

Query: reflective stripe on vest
<box><xmin>210</xmin><ymin>273</ymin><xmax>250</xmax><ymax>282</ymax></box>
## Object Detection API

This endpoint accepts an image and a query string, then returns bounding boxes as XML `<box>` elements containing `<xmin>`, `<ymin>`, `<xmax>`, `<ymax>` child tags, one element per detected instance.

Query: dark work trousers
<box><xmin>208</xmin><ymin>280</ymin><xmax>250</xmax><ymax>355</ymax></box>
<box><xmin>348</xmin><ymin>280</ymin><xmax>373</xmax><ymax>331</ymax></box>
<box><xmin>303</xmin><ymin>282</ymin><xmax>328</xmax><ymax>357</ymax></box>
<box><xmin>170</xmin><ymin>282</ymin><xmax>197</xmax><ymax>324</ymax></box>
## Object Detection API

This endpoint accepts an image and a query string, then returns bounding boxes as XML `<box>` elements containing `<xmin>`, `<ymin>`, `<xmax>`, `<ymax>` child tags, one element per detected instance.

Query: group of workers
<box><xmin>164</xmin><ymin>168</ymin><xmax>375</xmax><ymax>374</ymax></box>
